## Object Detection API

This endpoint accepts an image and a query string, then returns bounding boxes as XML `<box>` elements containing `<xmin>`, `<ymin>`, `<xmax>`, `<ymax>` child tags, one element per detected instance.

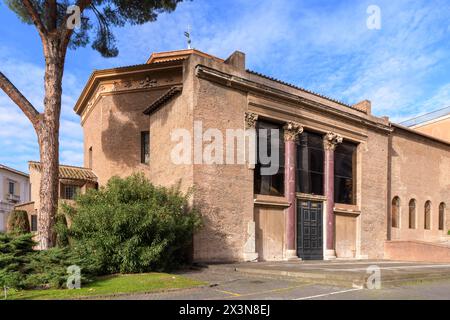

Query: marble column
<box><xmin>323</xmin><ymin>132</ymin><xmax>343</xmax><ymax>259</ymax></box>
<box><xmin>244</xmin><ymin>112</ymin><xmax>259</xmax><ymax>261</ymax></box>
<box><xmin>283</xmin><ymin>122</ymin><xmax>304</xmax><ymax>260</ymax></box>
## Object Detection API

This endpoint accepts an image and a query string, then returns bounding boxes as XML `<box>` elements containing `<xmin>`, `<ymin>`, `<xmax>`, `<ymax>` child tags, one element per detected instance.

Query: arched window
<box><xmin>439</xmin><ymin>203</ymin><xmax>446</xmax><ymax>231</ymax></box>
<box><xmin>424</xmin><ymin>201</ymin><xmax>431</xmax><ymax>230</ymax></box>
<box><xmin>409</xmin><ymin>199</ymin><xmax>416</xmax><ymax>229</ymax></box>
<box><xmin>392</xmin><ymin>197</ymin><xmax>400</xmax><ymax>228</ymax></box>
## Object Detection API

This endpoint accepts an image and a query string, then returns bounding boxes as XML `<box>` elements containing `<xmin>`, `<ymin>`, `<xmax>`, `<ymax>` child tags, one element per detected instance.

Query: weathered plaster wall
<box><xmin>83</xmin><ymin>89</ymin><xmax>167</xmax><ymax>185</ymax></box>
<box><xmin>189</xmin><ymin>55</ymin><xmax>255</xmax><ymax>262</ymax></box>
<box><xmin>148</xmin><ymin>64</ymin><xmax>194</xmax><ymax>193</ymax></box>
<box><xmin>358</xmin><ymin>130</ymin><xmax>390</xmax><ymax>259</ymax></box>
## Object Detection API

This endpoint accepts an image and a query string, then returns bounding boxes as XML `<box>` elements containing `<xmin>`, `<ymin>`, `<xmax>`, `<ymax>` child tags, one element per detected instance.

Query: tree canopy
<box><xmin>4</xmin><ymin>0</ymin><xmax>184</xmax><ymax>57</ymax></box>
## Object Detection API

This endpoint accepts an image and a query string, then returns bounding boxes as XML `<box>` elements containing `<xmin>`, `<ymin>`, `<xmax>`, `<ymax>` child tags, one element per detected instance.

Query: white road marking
<box><xmin>317</xmin><ymin>264</ymin><xmax>450</xmax><ymax>272</ymax></box>
<box><xmin>266</xmin><ymin>261</ymin><xmax>423</xmax><ymax>268</ymax></box>
<box><xmin>293</xmin><ymin>288</ymin><xmax>364</xmax><ymax>300</ymax></box>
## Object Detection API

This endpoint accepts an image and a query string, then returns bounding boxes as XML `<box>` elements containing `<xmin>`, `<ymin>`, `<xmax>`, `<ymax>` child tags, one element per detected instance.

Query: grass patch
<box><xmin>6</xmin><ymin>273</ymin><xmax>205</xmax><ymax>300</ymax></box>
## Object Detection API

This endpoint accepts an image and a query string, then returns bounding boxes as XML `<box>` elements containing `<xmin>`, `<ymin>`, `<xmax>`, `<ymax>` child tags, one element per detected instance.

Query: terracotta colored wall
<box><xmin>413</xmin><ymin>117</ymin><xmax>450</xmax><ymax>143</ymax></box>
<box><xmin>148</xmin><ymin>65</ymin><xmax>194</xmax><ymax>193</ymax></box>
<box><xmin>385</xmin><ymin>240</ymin><xmax>450</xmax><ymax>263</ymax></box>
<box><xmin>358</xmin><ymin>130</ymin><xmax>390</xmax><ymax>259</ymax></box>
<box><xmin>189</xmin><ymin>55</ymin><xmax>255</xmax><ymax>262</ymax></box>
<box><xmin>82</xmin><ymin>68</ymin><xmax>183</xmax><ymax>186</ymax></box>
<box><xmin>389</xmin><ymin>128</ymin><xmax>450</xmax><ymax>242</ymax></box>
<box><xmin>83</xmin><ymin>90</ymin><xmax>164</xmax><ymax>185</ymax></box>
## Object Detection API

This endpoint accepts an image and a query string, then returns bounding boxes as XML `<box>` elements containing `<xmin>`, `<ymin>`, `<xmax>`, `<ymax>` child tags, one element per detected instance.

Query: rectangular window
<box><xmin>141</xmin><ymin>131</ymin><xmax>150</xmax><ymax>164</ymax></box>
<box><xmin>31</xmin><ymin>215</ymin><xmax>38</xmax><ymax>232</ymax></box>
<box><xmin>64</xmin><ymin>185</ymin><xmax>79</xmax><ymax>200</ymax></box>
<box><xmin>88</xmin><ymin>147</ymin><xmax>93</xmax><ymax>169</ymax></box>
<box><xmin>254</xmin><ymin>120</ymin><xmax>284</xmax><ymax>196</ymax></box>
<box><xmin>334</xmin><ymin>141</ymin><xmax>357</xmax><ymax>205</ymax></box>
<box><xmin>296</xmin><ymin>131</ymin><xmax>324</xmax><ymax>195</ymax></box>
<box><xmin>8</xmin><ymin>181</ymin><xmax>15</xmax><ymax>195</ymax></box>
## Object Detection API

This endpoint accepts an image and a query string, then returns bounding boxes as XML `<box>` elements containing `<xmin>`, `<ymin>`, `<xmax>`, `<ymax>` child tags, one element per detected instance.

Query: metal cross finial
<box><xmin>184</xmin><ymin>25</ymin><xmax>192</xmax><ymax>49</ymax></box>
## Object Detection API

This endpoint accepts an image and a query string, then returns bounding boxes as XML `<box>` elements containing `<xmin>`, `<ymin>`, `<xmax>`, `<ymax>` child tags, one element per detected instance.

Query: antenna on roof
<box><xmin>184</xmin><ymin>25</ymin><xmax>192</xmax><ymax>49</ymax></box>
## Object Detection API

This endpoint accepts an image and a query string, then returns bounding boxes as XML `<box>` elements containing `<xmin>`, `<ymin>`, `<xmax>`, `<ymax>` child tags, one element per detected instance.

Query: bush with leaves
<box><xmin>22</xmin><ymin>247</ymin><xmax>95</xmax><ymax>289</ymax></box>
<box><xmin>7</xmin><ymin>210</ymin><xmax>30</xmax><ymax>234</ymax></box>
<box><xmin>0</xmin><ymin>233</ymin><xmax>94</xmax><ymax>290</ymax></box>
<box><xmin>0</xmin><ymin>233</ymin><xmax>34</xmax><ymax>288</ymax></box>
<box><xmin>60</xmin><ymin>173</ymin><xmax>202</xmax><ymax>275</ymax></box>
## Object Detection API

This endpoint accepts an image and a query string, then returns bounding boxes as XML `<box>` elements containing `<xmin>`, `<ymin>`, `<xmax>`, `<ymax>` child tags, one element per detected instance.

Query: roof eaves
<box><xmin>392</xmin><ymin>123</ymin><xmax>450</xmax><ymax>146</ymax></box>
<box><xmin>74</xmin><ymin>60</ymin><xmax>185</xmax><ymax>115</ymax></box>
<box><xmin>143</xmin><ymin>85</ymin><xmax>183</xmax><ymax>115</ymax></box>
<box><xmin>246</xmin><ymin>69</ymin><xmax>352</xmax><ymax>109</ymax></box>
<box><xmin>0</xmin><ymin>164</ymin><xmax>29</xmax><ymax>178</ymax></box>
<box><xmin>28</xmin><ymin>161</ymin><xmax>98</xmax><ymax>182</ymax></box>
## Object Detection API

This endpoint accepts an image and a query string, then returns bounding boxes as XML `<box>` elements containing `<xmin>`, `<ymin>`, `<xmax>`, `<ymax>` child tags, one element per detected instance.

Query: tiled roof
<box><xmin>143</xmin><ymin>85</ymin><xmax>183</xmax><ymax>115</ymax></box>
<box><xmin>246</xmin><ymin>69</ymin><xmax>352</xmax><ymax>108</ymax></box>
<box><xmin>29</xmin><ymin>161</ymin><xmax>97</xmax><ymax>182</ymax></box>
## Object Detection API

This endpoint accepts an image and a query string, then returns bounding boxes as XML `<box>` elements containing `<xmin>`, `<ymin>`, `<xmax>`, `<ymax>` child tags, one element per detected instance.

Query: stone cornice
<box><xmin>196</xmin><ymin>65</ymin><xmax>393</xmax><ymax>133</ymax></box>
<box><xmin>74</xmin><ymin>60</ymin><xmax>184</xmax><ymax>117</ymax></box>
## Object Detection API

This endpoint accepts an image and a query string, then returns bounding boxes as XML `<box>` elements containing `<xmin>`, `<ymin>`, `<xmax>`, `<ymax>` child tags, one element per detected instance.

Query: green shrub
<box><xmin>60</xmin><ymin>173</ymin><xmax>202</xmax><ymax>275</ymax></box>
<box><xmin>22</xmin><ymin>248</ymin><xmax>94</xmax><ymax>289</ymax></box>
<box><xmin>0</xmin><ymin>233</ymin><xmax>34</xmax><ymax>288</ymax></box>
<box><xmin>7</xmin><ymin>210</ymin><xmax>30</xmax><ymax>235</ymax></box>
<box><xmin>0</xmin><ymin>233</ymin><xmax>94</xmax><ymax>290</ymax></box>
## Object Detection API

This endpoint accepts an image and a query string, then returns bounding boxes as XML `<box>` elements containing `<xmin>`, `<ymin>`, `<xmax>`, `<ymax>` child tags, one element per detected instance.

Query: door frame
<box><xmin>296</xmin><ymin>199</ymin><xmax>325</xmax><ymax>260</ymax></box>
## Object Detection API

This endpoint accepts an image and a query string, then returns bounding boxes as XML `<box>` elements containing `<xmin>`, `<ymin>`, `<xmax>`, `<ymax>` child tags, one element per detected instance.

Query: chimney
<box><xmin>352</xmin><ymin>100</ymin><xmax>372</xmax><ymax>115</ymax></box>
<box><xmin>225</xmin><ymin>51</ymin><xmax>246</xmax><ymax>70</ymax></box>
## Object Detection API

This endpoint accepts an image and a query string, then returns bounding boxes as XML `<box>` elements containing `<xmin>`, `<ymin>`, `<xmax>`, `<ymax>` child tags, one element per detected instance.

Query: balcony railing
<box><xmin>7</xmin><ymin>194</ymin><xmax>20</xmax><ymax>202</ymax></box>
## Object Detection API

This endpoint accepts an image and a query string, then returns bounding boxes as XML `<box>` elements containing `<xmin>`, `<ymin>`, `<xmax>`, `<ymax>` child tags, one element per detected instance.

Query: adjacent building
<box><xmin>15</xmin><ymin>161</ymin><xmax>97</xmax><ymax>233</ymax></box>
<box><xmin>59</xmin><ymin>49</ymin><xmax>449</xmax><ymax>262</ymax></box>
<box><xmin>0</xmin><ymin>164</ymin><xmax>30</xmax><ymax>232</ymax></box>
<box><xmin>401</xmin><ymin>106</ymin><xmax>450</xmax><ymax>143</ymax></box>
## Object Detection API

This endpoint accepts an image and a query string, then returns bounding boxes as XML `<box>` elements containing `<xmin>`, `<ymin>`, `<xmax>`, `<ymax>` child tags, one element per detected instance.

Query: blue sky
<box><xmin>0</xmin><ymin>0</ymin><xmax>449</xmax><ymax>172</ymax></box>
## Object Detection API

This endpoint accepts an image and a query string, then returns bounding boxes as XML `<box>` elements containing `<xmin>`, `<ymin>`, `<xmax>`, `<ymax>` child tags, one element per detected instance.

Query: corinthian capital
<box><xmin>245</xmin><ymin>112</ymin><xmax>259</xmax><ymax>130</ymax></box>
<box><xmin>283</xmin><ymin>121</ymin><xmax>304</xmax><ymax>142</ymax></box>
<box><xmin>323</xmin><ymin>132</ymin><xmax>343</xmax><ymax>150</ymax></box>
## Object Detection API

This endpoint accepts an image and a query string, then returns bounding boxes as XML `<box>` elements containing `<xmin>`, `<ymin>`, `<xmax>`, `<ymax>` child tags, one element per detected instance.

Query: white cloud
<box><xmin>0</xmin><ymin>46</ymin><xmax>83</xmax><ymax>172</ymax></box>
<box><xmin>1</xmin><ymin>0</ymin><xmax>449</xmax><ymax>171</ymax></box>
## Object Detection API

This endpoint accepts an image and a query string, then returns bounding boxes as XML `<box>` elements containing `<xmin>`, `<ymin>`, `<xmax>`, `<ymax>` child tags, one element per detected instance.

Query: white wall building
<box><xmin>0</xmin><ymin>164</ymin><xmax>30</xmax><ymax>232</ymax></box>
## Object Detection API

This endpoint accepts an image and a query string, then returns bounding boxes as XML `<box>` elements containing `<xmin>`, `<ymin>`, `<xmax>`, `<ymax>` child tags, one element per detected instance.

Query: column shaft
<box><xmin>324</xmin><ymin>148</ymin><xmax>335</xmax><ymax>251</ymax></box>
<box><xmin>283</xmin><ymin>122</ymin><xmax>303</xmax><ymax>260</ymax></box>
<box><xmin>323</xmin><ymin>132</ymin><xmax>343</xmax><ymax>259</ymax></box>
<box><xmin>285</xmin><ymin>140</ymin><xmax>296</xmax><ymax>253</ymax></box>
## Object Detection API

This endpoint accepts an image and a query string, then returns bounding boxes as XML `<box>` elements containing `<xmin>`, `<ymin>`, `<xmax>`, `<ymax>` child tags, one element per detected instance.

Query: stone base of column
<box><xmin>243</xmin><ymin>252</ymin><xmax>259</xmax><ymax>262</ymax></box>
<box><xmin>285</xmin><ymin>250</ymin><xmax>302</xmax><ymax>261</ymax></box>
<box><xmin>324</xmin><ymin>249</ymin><xmax>337</xmax><ymax>260</ymax></box>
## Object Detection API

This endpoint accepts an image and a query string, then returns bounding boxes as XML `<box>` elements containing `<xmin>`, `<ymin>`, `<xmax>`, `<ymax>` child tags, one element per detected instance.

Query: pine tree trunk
<box><xmin>37</xmin><ymin>37</ymin><xmax>65</xmax><ymax>250</ymax></box>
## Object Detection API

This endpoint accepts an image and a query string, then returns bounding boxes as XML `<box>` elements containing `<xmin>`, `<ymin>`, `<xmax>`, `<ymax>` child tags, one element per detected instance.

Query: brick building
<box><xmin>68</xmin><ymin>49</ymin><xmax>450</xmax><ymax>262</ymax></box>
